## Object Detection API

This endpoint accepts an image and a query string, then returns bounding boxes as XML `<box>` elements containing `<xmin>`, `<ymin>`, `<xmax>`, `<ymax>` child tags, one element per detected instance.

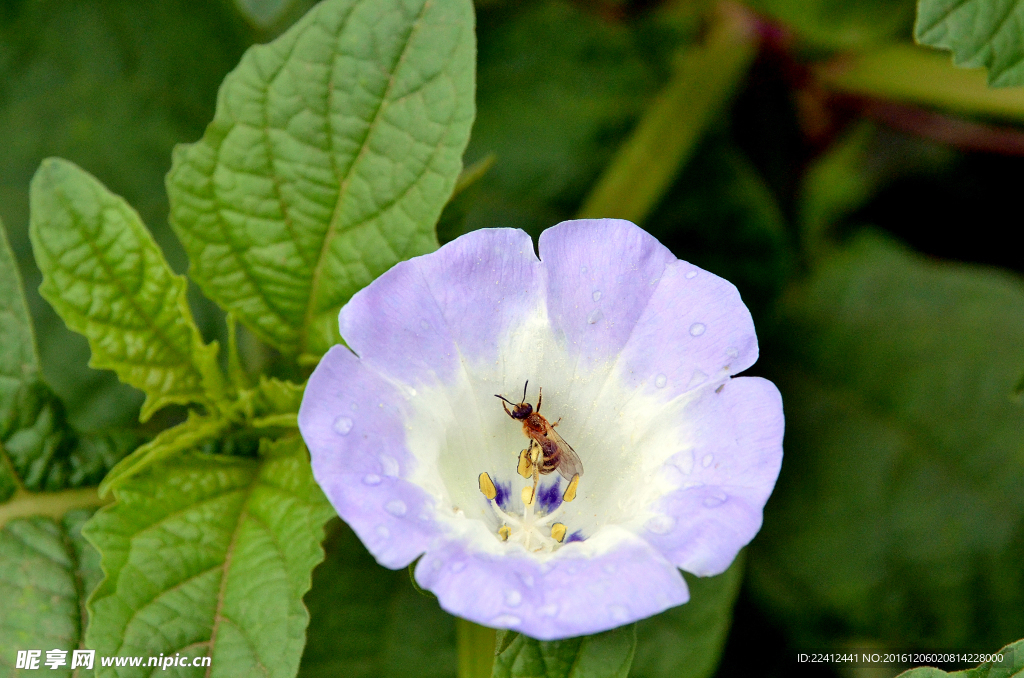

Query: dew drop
<box><xmin>726</xmin><ymin>347</ymin><xmax>739</xmax><ymax>359</ymax></box>
<box><xmin>592</xmin><ymin>290</ymin><xmax>602</xmax><ymax>301</ymax></box>
<box><xmin>580</xmin><ymin>265</ymin><xmax>588</xmax><ymax>274</ymax></box>
<box><xmin>518</xmin><ymin>574</ymin><xmax>535</xmax><ymax>588</ymax></box>
<box><xmin>655</xmin><ymin>374</ymin><xmax>667</xmax><ymax>388</ymax></box>
<box><xmin>608</xmin><ymin>605</ymin><xmax>630</xmax><ymax>622</ymax></box>
<box><xmin>504</xmin><ymin>589</ymin><xmax>523</xmax><ymax>607</ymax></box>
<box><xmin>685</xmin><ymin>270</ymin><xmax>698</xmax><ymax>279</ymax></box>
<box><xmin>701</xmin><ymin>454</ymin><xmax>713</xmax><ymax>468</ymax></box>
<box><xmin>363</xmin><ymin>474</ymin><xmax>382</xmax><ymax>486</ymax></box>
<box><xmin>538</xmin><ymin>603</ymin><xmax>559</xmax><ymax>617</ymax></box>
<box><xmin>380</xmin><ymin>455</ymin><xmax>400</xmax><ymax>477</ymax></box>
<box><xmin>689</xmin><ymin>322</ymin><xmax>706</xmax><ymax>336</ymax></box>
<box><xmin>645</xmin><ymin>515</ymin><xmax>675</xmax><ymax>534</ymax></box>
<box><xmin>451</xmin><ymin>561</ymin><xmax>467</xmax><ymax>572</ymax></box>
<box><xmin>333</xmin><ymin>416</ymin><xmax>354</xmax><ymax>435</ymax></box>
<box><xmin>491</xmin><ymin>614</ymin><xmax>522</xmax><ymax>627</ymax></box>
<box><xmin>703</xmin><ymin>492</ymin><xmax>728</xmax><ymax>508</ymax></box>
<box><xmin>385</xmin><ymin>499</ymin><xmax>407</xmax><ymax>516</ymax></box>
<box><xmin>420</xmin><ymin>319</ymin><xmax>430</xmax><ymax>330</ymax></box>
<box><xmin>587</xmin><ymin>309</ymin><xmax>603</xmax><ymax>324</ymax></box>
<box><xmin>375</xmin><ymin>525</ymin><xmax>390</xmax><ymax>538</ymax></box>
<box><xmin>687</xmin><ymin>369</ymin><xmax>708</xmax><ymax>388</ymax></box>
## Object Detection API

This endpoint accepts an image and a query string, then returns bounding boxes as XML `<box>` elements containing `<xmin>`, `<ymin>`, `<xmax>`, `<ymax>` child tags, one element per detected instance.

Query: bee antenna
<box><xmin>494</xmin><ymin>394</ymin><xmax>516</xmax><ymax>405</ymax></box>
<box><xmin>522</xmin><ymin>380</ymin><xmax>529</xmax><ymax>403</ymax></box>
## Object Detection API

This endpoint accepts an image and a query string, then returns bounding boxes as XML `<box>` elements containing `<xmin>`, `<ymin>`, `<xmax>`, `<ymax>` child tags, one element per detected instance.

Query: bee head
<box><xmin>511</xmin><ymin>402</ymin><xmax>533</xmax><ymax>419</ymax></box>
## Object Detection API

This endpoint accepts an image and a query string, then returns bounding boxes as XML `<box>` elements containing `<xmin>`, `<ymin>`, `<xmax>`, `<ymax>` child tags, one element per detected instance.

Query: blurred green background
<box><xmin>2</xmin><ymin>0</ymin><xmax>1023</xmax><ymax>675</ymax></box>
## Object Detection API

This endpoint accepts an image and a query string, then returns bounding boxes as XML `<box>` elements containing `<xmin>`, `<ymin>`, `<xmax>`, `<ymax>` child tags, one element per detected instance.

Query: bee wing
<box><xmin>543</xmin><ymin>424</ymin><xmax>584</xmax><ymax>481</ymax></box>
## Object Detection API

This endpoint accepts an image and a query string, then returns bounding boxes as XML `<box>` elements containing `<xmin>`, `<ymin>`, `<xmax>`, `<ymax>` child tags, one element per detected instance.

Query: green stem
<box><xmin>576</xmin><ymin>1</ymin><xmax>759</xmax><ymax>224</ymax></box>
<box><xmin>457</xmin><ymin>618</ymin><xmax>496</xmax><ymax>678</ymax></box>
<box><xmin>0</xmin><ymin>487</ymin><xmax>110</xmax><ymax>528</ymax></box>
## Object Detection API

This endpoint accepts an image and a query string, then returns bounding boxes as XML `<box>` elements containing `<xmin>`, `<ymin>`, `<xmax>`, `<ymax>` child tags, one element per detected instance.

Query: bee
<box><xmin>495</xmin><ymin>381</ymin><xmax>584</xmax><ymax>482</ymax></box>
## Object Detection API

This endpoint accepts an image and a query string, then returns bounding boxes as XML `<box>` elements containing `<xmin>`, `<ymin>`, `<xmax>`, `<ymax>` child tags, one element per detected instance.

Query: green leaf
<box><xmin>630</xmin><ymin>557</ymin><xmax>744</xmax><ymax>678</ymax></box>
<box><xmin>29</xmin><ymin>158</ymin><xmax>225</xmax><ymax>422</ymax></box>
<box><xmin>916</xmin><ymin>0</ymin><xmax>1024</xmax><ymax>87</ymax></box>
<box><xmin>85</xmin><ymin>435</ymin><xmax>334</xmax><ymax>677</ymax></box>
<box><xmin>0</xmin><ymin>509</ymin><xmax>102</xmax><ymax>678</ymax></box>
<box><xmin>298</xmin><ymin>519</ymin><xmax>457</xmax><ymax>678</ymax></box>
<box><xmin>491</xmin><ymin>625</ymin><xmax>637</xmax><ymax>678</ymax></box>
<box><xmin>166</xmin><ymin>0</ymin><xmax>477</xmax><ymax>358</ymax></box>
<box><xmin>3</xmin><ymin>217</ymin><xmax>136</xmax><ymax>503</ymax></box>
<box><xmin>750</xmin><ymin>232</ymin><xmax>1024</xmax><ymax>649</ymax></box>
<box><xmin>97</xmin><ymin>413</ymin><xmax>229</xmax><ymax>497</ymax></box>
<box><xmin>897</xmin><ymin>639</ymin><xmax>1024</xmax><ymax>677</ymax></box>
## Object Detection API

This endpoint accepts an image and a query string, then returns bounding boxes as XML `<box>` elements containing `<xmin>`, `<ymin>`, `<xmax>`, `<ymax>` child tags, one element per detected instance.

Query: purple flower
<box><xmin>298</xmin><ymin>219</ymin><xmax>783</xmax><ymax>640</ymax></box>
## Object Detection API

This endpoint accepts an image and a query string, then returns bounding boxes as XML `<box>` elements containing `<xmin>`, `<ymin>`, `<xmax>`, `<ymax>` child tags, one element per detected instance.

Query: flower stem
<box><xmin>0</xmin><ymin>487</ymin><xmax>110</xmax><ymax>528</ymax></box>
<box><xmin>456</xmin><ymin>618</ymin><xmax>496</xmax><ymax>678</ymax></box>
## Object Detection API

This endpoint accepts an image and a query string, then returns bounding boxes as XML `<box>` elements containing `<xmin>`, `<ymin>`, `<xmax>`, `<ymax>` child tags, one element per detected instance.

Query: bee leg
<box><xmin>537</xmin><ymin>387</ymin><xmax>542</xmax><ymax>413</ymax></box>
<box><xmin>501</xmin><ymin>401</ymin><xmax>514</xmax><ymax>418</ymax></box>
<box><xmin>551</xmin><ymin>417</ymin><xmax>562</xmax><ymax>427</ymax></box>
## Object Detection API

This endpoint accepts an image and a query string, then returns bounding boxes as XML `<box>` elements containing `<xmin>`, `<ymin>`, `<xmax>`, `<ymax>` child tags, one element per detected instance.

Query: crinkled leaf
<box><xmin>916</xmin><ymin>0</ymin><xmax>1024</xmax><ymax>87</ymax></box>
<box><xmin>97</xmin><ymin>413</ymin><xmax>229</xmax><ymax>497</ymax></box>
<box><xmin>29</xmin><ymin>158</ymin><xmax>225</xmax><ymax>422</ymax></box>
<box><xmin>85</xmin><ymin>436</ymin><xmax>334</xmax><ymax>678</ymax></box>
<box><xmin>298</xmin><ymin>520</ymin><xmax>457</xmax><ymax>678</ymax></box>
<box><xmin>491</xmin><ymin>624</ymin><xmax>637</xmax><ymax>678</ymax></box>
<box><xmin>630</xmin><ymin>557</ymin><xmax>744</xmax><ymax>678</ymax></box>
<box><xmin>0</xmin><ymin>509</ymin><xmax>102</xmax><ymax>677</ymax></box>
<box><xmin>166</xmin><ymin>0</ymin><xmax>476</xmax><ymax>358</ymax></box>
<box><xmin>751</xmin><ymin>233</ymin><xmax>1024</xmax><ymax>649</ymax></box>
<box><xmin>2</xmin><ymin>218</ymin><xmax>135</xmax><ymax>501</ymax></box>
<box><xmin>897</xmin><ymin>639</ymin><xmax>1024</xmax><ymax>677</ymax></box>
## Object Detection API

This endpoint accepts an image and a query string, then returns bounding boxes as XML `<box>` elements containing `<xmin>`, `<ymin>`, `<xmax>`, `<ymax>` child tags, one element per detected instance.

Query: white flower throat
<box><xmin>478</xmin><ymin>439</ymin><xmax>581</xmax><ymax>552</ymax></box>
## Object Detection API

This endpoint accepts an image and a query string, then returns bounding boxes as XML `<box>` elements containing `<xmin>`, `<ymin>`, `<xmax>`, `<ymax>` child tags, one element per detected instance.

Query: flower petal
<box><xmin>338</xmin><ymin>227</ymin><xmax>542</xmax><ymax>387</ymax></box>
<box><xmin>415</xmin><ymin>526</ymin><xmax>689</xmax><ymax>640</ymax></box>
<box><xmin>300</xmin><ymin>345</ymin><xmax>437</xmax><ymax>568</ymax></box>
<box><xmin>639</xmin><ymin>376</ymin><xmax>784</xmax><ymax>576</ymax></box>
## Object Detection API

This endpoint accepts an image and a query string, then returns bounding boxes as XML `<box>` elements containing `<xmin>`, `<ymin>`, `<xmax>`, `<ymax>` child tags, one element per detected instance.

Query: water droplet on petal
<box><xmin>701</xmin><ymin>454</ymin><xmax>713</xmax><ymax>468</ymax></box>
<box><xmin>518</xmin><ymin>573</ymin><xmax>535</xmax><ymax>588</ymax></box>
<box><xmin>592</xmin><ymin>290</ymin><xmax>602</xmax><ymax>301</ymax></box>
<box><xmin>703</xmin><ymin>492</ymin><xmax>728</xmax><ymax>508</ymax></box>
<box><xmin>451</xmin><ymin>561</ymin><xmax>466</xmax><ymax>572</ymax></box>
<box><xmin>655</xmin><ymin>374</ymin><xmax>667</xmax><ymax>388</ymax></box>
<box><xmin>375</xmin><ymin>525</ymin><xmax>390</xmax><ymax>538</ymax></box>
<box><xmin>685</xmin><ymin>270</ymin><xmax>698</xmax><ymax>279</ymax></box>
<box><xmin>363</xmin><ymin>474</ymin><xmax>382</xmax><ymax>485</ymax></box>
<box><xmin>333</xmin><ymin>416</ymin><xmax>353</xmax><ymax>435</ymax></box>
<box><xmin>689</xmin><ymin>322</ymin><xmax>706</xmax><ymax>336</ymax></box>
<box><xmin>504</xmin><ymin>589</ymin><xmax>522</xmax><ymax>607</ymax></box>
<box><xmin>608</xmin><ymin>605</ymin><xmax>630</xmax><ymax>622</ymax></box>
<box><xmin>687</xmin><ymin>369</ymin><xmax>708</xmax><ymax>388</ymax></box>
<box><xmin>587</xmin><ymin>309</ymin><xmax>603</xmax><ymax>324</ymax></box>
<box><xmin>380</xmin><ymin>455</ymin><xmax>400</xmax><ymax>477</ymax></box>
<box><xmin>385</xmin><ymin>499</ymin><xmax>407</xmax><ymax>516</ymax></box>
<box><xmin>580</xmin><ymin>265</ymin><xmax>588</xmax><ymax>274</ymax></box>
<box><xmin>539</xmin><ymin>603</ymin><xmax>559</xmax><ymax>617</ymax></box>
<box><xmin>645</xmin><ymin>515</ymin><xmax>675</xmax><ymax>534</ymax></box>
<box><xmin>420</xmin><ymin>319</ymin><xmax>430</xmax><ymax>330</ymax></box>
<box><xmin>491</xmin><ymin>614</ymin><xmax>522</xmax><ymax>627</ymax></box>
<box><xmin>726</xmin><ymin>347</ymin><xmax>739</xmax><ymax>358</ymax></box>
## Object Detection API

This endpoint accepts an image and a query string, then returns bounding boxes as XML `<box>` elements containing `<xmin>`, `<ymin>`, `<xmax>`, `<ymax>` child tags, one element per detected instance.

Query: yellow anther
<box><xmin>517</xmin><ymin>448</ymin><xmax>533</xmax><ymax>478</ymax></box>
<box><xmin>551</xmin><ymin>523</ymin><xmax>567</xmax><ymax>542</ymax></box>
<box><xmin>521</xmin><ymin>485</ymin><xmax>535</xmax><ymax>506</ymax></box>
<box><xmin>479</xmin><ymin>472</ymin><xmax>497</xmax><ymax>501</ymax></box>
<box><xmin>498</xmin><ymin>525</ymin><xmax>511</xmax><ymax>541</ymax></box>
<box><xmin>563</xmin><ymin>474</ymin><xmax>580</xmax><ymax>503</ymax></box>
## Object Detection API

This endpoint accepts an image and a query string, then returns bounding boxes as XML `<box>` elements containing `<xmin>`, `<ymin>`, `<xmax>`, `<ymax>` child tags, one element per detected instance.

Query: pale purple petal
<box><xmin>415</xmin><ymin>529</ymin><xmax>689</xmax><ymax>640</ymax></box>
<box><xmin>641</xmin><ymin>377</ymin><xmax>784</xmax><ymax>576</ymax></box>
